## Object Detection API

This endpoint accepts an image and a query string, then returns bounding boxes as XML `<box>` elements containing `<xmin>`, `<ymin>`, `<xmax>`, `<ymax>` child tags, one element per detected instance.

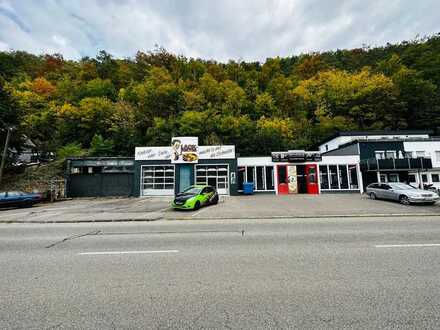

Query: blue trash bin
<box><xmin>243</xmin><ymin>182</ymin><xmax>254</xmax><ymax>195</ymax></box>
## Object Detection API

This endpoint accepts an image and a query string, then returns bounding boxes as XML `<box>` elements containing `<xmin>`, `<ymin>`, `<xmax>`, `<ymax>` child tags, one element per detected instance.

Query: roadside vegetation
<box><xmin>1</xmin><ymin>34</ymin><xmax>440</xmax><ymax>168</ymax></box>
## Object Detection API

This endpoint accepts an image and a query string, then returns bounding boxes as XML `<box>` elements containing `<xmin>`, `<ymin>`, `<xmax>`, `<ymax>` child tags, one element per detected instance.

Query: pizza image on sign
<box><xmin>183</xmin><ymin>152</ymin><xmax>198</xmax><ymax>162</ymax></box>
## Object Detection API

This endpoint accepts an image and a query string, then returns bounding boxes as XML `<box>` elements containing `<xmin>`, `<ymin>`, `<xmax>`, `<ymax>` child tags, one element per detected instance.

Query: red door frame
<box><xmin>305</xmin><ymin>164</ymin><xmax>319</xmax><ymax>194</ymax></box>
<box><xmin>277</xmin><ymin>165</ymin><xmax>289</xmax><ymax>194</ymax></box>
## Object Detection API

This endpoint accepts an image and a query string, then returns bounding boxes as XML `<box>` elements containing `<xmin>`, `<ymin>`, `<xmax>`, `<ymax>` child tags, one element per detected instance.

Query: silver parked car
<box><xmin>366</xmin><ymin>182</ymin><xmax>439</xmax><ymax>205</ymax></box>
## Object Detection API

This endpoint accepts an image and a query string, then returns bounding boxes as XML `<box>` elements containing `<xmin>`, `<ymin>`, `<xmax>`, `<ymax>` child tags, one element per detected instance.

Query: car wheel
<box><xmin>369</xmin><ymin>192</ymin><xmax>377</xmax><ymax>200</ymax></box>
<box><xmin>194</xmin><ymin>201</ymin><xmax>201</xmax><ymax>210</ymax></box>
<box><xmin>211</xmin><ymin>195</ymin><xmax>219</xmax><ymax>205</ymax></box>
<box><xmin>399</xmin><ymin>195</ymin><xmax>411</xmax><ymax>205</ymax></box>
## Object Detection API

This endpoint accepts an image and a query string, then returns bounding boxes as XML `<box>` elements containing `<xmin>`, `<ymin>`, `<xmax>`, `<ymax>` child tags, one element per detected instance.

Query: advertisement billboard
<box><xmin>171</xmin><ymin>137</ymin><xmax>199</xmax><ymax>163</ymax></box>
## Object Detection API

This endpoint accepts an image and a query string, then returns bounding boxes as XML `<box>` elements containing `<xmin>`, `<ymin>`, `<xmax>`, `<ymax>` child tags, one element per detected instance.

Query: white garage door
<box><xmin>196</xmin><ymin>164</ymin><xmax>229</xmax><ymax>195</ymax></box>
<box><xmin>141</xmin><ymin>165</ymin><xmax>175</xmax><ymax>196</ymax></box>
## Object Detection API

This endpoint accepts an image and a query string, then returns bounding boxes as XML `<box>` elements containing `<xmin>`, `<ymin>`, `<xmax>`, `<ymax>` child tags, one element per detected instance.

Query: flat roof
<box><xmin>318</xmin><ymin>130</ymin><xmax>433</xmax><ymax>146</ymax></box>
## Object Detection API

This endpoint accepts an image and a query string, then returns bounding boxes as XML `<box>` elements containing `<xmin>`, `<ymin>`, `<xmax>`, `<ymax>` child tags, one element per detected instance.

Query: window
<box><xmin>338</xmin><ymin>165</ymin><xmax>348</xmax><ymax>189</ymax></box>
<box><xmin>432</xmin><ymin>174</ymin><xmax>439</xmax><ymax>183</ymax></box>
<box><xmin>238</xmin><ymin>166</ymin><xmax>274</xmax><ymax>191</ymax></box>
<box><xmin>256</xmin><ymin>167</ymin><xmax>265</xmax><ymax>190</ymax></box>
<box><xmin>325</xmin><ymin>144</ymin><xmax>328</xmax><ymax>151</ymax></box>
<box><xmin>246</xmin><ymin>167</ymin><xmax>254</xmax><ymax>183</ymax></box>
<box><xmin>308</xmin><ymin>167</ymin><xmax>316</xmax><ymax>184</ymax></box>
<box><xmin>388</xmin><ymin>174</ymin><xmax>399</xmax><ymax>182</ymax></box>
<box><xmin>265</xmin><ymin>166</ymin><xmax>274</xmax><ymax>190</ymax></box>
<box><xmin>348</xmin><ymin>165</ymin><xmax>358</xmax><ymax>189</ymax></box>
<box><xmin>329</xmin><ymin>165</ymin><xmax>339</xmax><ymax>189</ymax></box>
<box><xmin>422</xmin><ymin>174</ymin><xmax>428</xmax><ymax>183</ymax></box>
<box><xmin>375</xmin><ymin>151</ymin><xmax>385</xmax><ymax>160</ymax></box>
<box><xmin>319</xmin><ymin>165</ymin><xmax>329</xmax><ymax>189</ymax></box>
<box><xmin>408</xmin><ymin>174</ymin><xmax>416</xmax><ymax>183</ymax></box>
<box><xmin>385</xmin><ymin>151</ymin><xmax>396</xmax><ymax>159</ymax></box>
<box><xmin>379</xmin><ymin>174</ymin><xmax>387</xmax><ymax>183</ymax></box>
<box><xmin>436</xmin><ymin>151</ymin><xmax>440</xmax><ymax>162</ymax></box>
<box><xmin>237</xmin><ymin>167</ymin><xmax>245</xmax><ymax>191</ymax></box>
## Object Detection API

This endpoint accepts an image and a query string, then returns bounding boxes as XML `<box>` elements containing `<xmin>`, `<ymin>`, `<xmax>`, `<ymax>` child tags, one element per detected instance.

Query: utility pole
<box><xmin>0</xmin><ymin>127</ymin><xmax>11</xmax><ymax>186</ymax></box>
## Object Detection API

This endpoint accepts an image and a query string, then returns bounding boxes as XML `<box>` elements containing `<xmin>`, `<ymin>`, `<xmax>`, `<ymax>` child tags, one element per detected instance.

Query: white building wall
<box><xmin>237</xmin><ymin>157</ymin><xmax>274</xmax><ymax>166</ymax></box>
<box><xmin>403</xmin><ymin>141</ymin><xmax>440</xmax><ymax>168</ymax></box>
<box><xmin>320</xmin><ymin>134</ymin><xmax>430</xmax><ymax>153</ymax></box>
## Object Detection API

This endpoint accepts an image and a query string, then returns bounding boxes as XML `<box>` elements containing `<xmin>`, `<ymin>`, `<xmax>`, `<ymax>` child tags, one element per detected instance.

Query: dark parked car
<box><xmin>0</xmin><ymin>191</ymin><xmax>43</xmax><ymax>208</ymax></box>
<box><xmin>366</xmin><ymin>182</ymin><xmax>439</xmax><ymax>205</ymax></box>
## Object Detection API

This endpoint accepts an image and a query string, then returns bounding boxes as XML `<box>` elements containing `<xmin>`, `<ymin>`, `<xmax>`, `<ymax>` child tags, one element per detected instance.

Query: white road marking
<box><xmin>78</xmin><ymin>250</ymin><xmax>179</xmax><ymax>255</ymax></box>
<box><xmin>375</xmin><ymin>243</ymin><xmax>440</xmax><ymax>248</ymax></box>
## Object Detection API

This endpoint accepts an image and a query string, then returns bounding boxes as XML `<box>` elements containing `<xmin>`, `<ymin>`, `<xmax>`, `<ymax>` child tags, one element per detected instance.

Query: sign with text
<box><xmin>171</xmin><ymin>137</ymin><xmax>199</xmax><ymax>163</ymax></box>
<box><xmin>199</xmin><ymin>145</ymin><xmax>235</xmax><ymax>159</ymax></box>
<box><xmin>135</xmin><ymin>147</ymin><xmax>172</xmax><ymax>161</ymax></box>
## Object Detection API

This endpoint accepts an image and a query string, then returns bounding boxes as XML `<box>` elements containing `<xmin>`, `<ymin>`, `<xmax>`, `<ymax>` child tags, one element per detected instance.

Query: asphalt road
<box><xmin>2</xmin><ymin>217</ymin><xmax>440</xmax><ymax>329</ymax></box>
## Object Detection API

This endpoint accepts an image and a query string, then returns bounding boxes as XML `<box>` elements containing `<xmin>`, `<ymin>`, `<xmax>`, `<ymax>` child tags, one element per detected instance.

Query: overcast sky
<box><xmin>0</xmin><ymin>0</ymin><xmax>439</xmax><ymax>62</ymax></box>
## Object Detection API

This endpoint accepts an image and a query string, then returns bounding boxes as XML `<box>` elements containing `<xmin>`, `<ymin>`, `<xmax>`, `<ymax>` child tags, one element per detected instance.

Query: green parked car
<box><xmin>172</xmin><ymin>185</ymin><xmax>219</xmax><ymax>210</ymax></box>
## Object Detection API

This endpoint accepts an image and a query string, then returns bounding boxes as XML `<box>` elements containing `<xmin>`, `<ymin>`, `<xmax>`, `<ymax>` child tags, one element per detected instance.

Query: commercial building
<box><xmin>65</xmin><ymin>130</ymin><xmax>440</xmax><ymax>197</ymax></box>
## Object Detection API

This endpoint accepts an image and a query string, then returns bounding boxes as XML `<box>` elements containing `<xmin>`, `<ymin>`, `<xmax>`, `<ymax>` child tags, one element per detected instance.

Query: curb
<box><xmin>0</xmin><ymin>217</ymin><xmax>163</xmax><ymax>224</ymax></box>
<box><xmin>1</xmin><ymin>213</ymin><xmax>440</xmax><ymax>224</ymax></box>
<box><xmin>165</xmin><ymin>213</ymin><xmax>440</xmax><ymax>221</ymax></box>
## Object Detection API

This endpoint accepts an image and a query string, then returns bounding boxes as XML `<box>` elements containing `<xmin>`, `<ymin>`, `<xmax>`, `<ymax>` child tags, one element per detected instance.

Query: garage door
<box><xmin>196</xmin><ymin>164</ymin><xmax>229</xmax><ymax>195</ymax></box>
<box><xmin>141</xmin><ymin>165</ymin><xmax>175</xmax><ymax>196</ymax></box>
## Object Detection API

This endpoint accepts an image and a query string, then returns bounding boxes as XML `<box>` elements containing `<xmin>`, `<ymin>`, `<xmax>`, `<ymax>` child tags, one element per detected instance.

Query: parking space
<box><xmin>0</xmin><ymin>197</ymin><xmax>172</xmax><ymax>223</ymax></box>
<box><xmin>181</xmin><ymin>194</ymin><xmax>440</xmax><ymax>220</ymax></box>
<box><xmin>1</xmin><ymin>194</ymin><xmax>438</xmax><ymax>223</ymax></box>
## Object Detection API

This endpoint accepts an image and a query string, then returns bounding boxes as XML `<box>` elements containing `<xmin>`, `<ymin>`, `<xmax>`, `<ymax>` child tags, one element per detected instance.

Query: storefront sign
<box><xmin>199</xmin><ymin>145</ymin><xmax>235</xmax><ymax>159</ymax></box>
<box><xmin>171</xmin><ymin>137</ymin><xmax>199</xmax><ymax>163</ymax></box>
<box><xmin>135</xmin><ymin>142</ymin><xmax>235</xmax><ymax>161</ymax></box>
<box><xmin>135</xmin><ymin>147</ymin><xmax>172</xmax><ymax>160</ymax></box>
<box><xmin>272</xmin><ymin>150</ymin><xmax>322</xmax><ymax>162</ymax></box>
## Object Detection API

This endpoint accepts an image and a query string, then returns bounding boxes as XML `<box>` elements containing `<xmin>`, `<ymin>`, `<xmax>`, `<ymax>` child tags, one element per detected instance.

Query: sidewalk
<box><xmin>0</xmin><ymin>194</ymin><xmax>439</xmax><ymax>223</ymax></box>
<box><xmin>171</xmin><ymin>194</ymin><xmax>440</xmax><ymax>220</ymax></box>
<box><xmin>0</xmin><ymin>197</ymin><xmax>170</xmax><ymax>223</ymax></box>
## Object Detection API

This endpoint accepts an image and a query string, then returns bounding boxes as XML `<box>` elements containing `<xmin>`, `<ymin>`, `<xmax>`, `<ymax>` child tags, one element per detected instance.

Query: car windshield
<box><xmin>389</xmin><ymin>183</ymin><xmax>416</xmax><ymax>190</ymax></box>
<box><xmin>182</xmin><ymin>187</ymin><xmax>203</xmax><ymax>195</ymax></box>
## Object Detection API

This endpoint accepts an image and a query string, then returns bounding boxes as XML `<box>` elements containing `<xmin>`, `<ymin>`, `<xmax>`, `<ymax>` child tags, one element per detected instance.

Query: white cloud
<box><xmin>0</xmin><ymin>0</ymin><xmax>439</xmax><ymax>61</ymax></box>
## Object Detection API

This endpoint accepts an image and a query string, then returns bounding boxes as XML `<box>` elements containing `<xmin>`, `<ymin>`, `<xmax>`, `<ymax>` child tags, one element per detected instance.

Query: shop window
<box><xmin>339</xmin><ymin>165</ymin><xmax>349</xmax><ymax>189</ymax></box>
<box><xmin>422</xmin><ymin>174</ymin><xmax>428</xmax><ymax>183</ymax></box>
<box><xmin>237</xmin><ymin>167</ymin><xmax>245</xmax><ymax>191</ymax></box>
<box><xmin>348</xmin><ymin>165</ymin><xmax>358</xmax><ymax>189</ymax></box>
<box><xmin>432</xmin><ymin>174</ymin><xmax>439</xmax><ymax>182</ymax></box>
<box><xmin>256</xmin><ymin>166</ymin><xmax>265</xmax><ymax>190</ymax></box>
<box><xmin>246</xmin><ymin>167</ymin><xmax>255</xmax><ymax>183</ymax></box>
<box><xmin>329</xmin><ymin>165</ymin><xmax>339</xmax><ymax>189</ymax></box>
<box><xmin>379</xmin><ymin>174</ymin><xmax>387</xmax><ymax>183</ymax></box>
<box><xmin>265</xmin><ymin>166</ymin><xmax>274</xmax><ymax>190</ymax></box>
<box><xmin>408</xmin><ymin>174</ymin><xmax>416</xmax><ymax>183</ymax></box>
<box><xmin>319</xmin><ymin>165</ymin><xmax>329</xmax><ymax>189</ymax></box>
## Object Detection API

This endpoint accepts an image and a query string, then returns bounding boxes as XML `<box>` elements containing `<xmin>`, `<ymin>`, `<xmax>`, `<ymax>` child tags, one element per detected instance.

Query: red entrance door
<box><xmin>277</xmin><ymin>165</ymin><xmax>289</xmax><ymax>194</ymax></box>
<box><xmin>306</xmin><ymin>164</ymin><xmax>319</xmax><ymax>194</ymax></box>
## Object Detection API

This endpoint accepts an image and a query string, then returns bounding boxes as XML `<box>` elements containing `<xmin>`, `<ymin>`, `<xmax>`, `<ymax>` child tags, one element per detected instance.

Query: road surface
<box><xmin>1</xmin><ymin>216</ymin><xmax>440</xmax><ymax>329</ymax></box>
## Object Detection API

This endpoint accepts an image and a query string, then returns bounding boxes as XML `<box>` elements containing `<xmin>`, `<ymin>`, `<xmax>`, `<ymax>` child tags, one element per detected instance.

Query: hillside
<box><xmin>1</xmin><ymin>34</ymin><xmax>440</xmax><ymax>162</ymax></box>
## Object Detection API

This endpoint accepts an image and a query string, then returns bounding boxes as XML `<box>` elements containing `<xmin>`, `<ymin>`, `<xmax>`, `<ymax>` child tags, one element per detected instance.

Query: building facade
<box><xmin>65</xmin><ymin>131</ymin><xmax>440</xmax><ymax>197</ymax></box>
